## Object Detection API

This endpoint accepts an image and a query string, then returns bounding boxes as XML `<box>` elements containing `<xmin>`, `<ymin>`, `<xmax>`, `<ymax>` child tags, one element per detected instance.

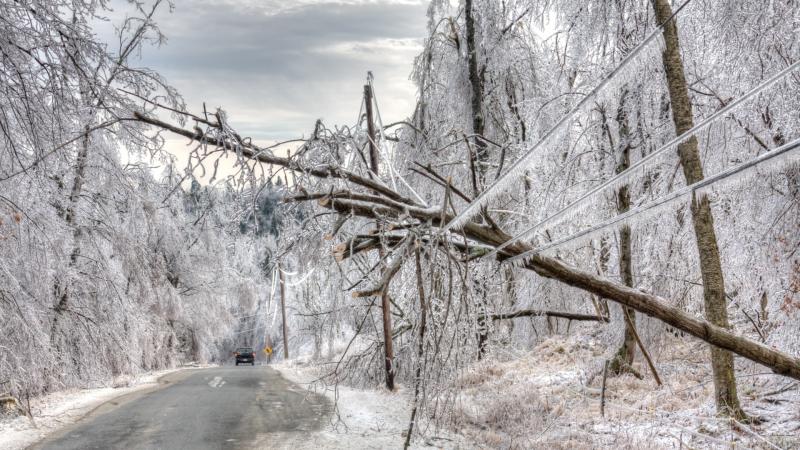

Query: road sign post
<box><xmin>264</xmin><ymin>346</ymin><xmax>273</xmax><ymax>363</ymax></box>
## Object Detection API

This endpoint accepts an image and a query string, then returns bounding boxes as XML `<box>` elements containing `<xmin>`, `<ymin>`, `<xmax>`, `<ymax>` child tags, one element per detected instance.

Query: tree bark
<box><xmin>651</xmin><ymin>0</ymin><xmax>746</xmax><ymax>420</ymax></box>
<box><xmin>465</xmin><ymin>0</ymin><xmax>488</xmax><ymax>181</ymax></box>
<box><xmin>464</xmin><ymin>5</ymin><xmax>493</xmax><ymax>356</ymax></box>
<box><xmin>50</xmin><ymin>125</ymin><xmax>90</xmax><ymax>348</ymax></box>
<box><xmin>608</xmin><ymin>89</ymin><xmax>638</xmax><ymax>376</ymax></box>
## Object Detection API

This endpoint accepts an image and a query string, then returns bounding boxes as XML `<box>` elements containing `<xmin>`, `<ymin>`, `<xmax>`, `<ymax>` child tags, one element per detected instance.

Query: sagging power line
<box><xmin>503</xmin><ymin>137</ymin><xmax>800</xmax><ymax>266</ymax></box>
<box><xmin>488</xmin><ymin>59</ymin><xmax>800</xmax><ymax>260</ymax></box>
<box><xmin>443</xmin><ymin>0</ymin><xmax>694</xmax><ymax>232</ymax></box>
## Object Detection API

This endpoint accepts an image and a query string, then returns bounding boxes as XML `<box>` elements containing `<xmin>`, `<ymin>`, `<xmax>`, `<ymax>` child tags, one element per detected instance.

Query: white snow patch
<box><xmin>269</xmin><ymin>360</ymin><xmax>460</xmax><ymax>449</ymax></box>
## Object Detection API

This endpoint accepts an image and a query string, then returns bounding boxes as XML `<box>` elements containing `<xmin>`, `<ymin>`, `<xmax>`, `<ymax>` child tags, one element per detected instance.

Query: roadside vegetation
<box><xmin>1</xmin><ymin>1</ymin><xmax>799</xmax><ymax>448</ymax></box>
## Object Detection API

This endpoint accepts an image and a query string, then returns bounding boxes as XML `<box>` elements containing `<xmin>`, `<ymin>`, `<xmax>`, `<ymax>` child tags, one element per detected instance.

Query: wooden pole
<box><xmin>365</xmin><ymin>84</ymin><xmax>380</xmax><ymax>181</ymax></box>
<box><xmin>365</xmin><ymin>83</ymin><xmax>395</xmax><ymax>390</ymax></box>
<box><xmin>279</xmin><ymin>264</ymin><xmax>289</xmax><ymax>359</ymax></box>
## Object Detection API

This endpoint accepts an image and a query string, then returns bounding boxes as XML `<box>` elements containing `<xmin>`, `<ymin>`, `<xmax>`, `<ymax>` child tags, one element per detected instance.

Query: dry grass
<box><xmin>445</xmin><ymin>333</ymin><xmax>800</xmax><ymax>449</ymax></box>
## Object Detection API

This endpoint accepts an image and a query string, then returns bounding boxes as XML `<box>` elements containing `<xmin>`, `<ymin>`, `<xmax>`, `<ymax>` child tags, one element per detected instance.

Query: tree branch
<box><xmin>485</xmin><ymin>308</ymin><xmax>609</xmax><ymax>322</ymax></box>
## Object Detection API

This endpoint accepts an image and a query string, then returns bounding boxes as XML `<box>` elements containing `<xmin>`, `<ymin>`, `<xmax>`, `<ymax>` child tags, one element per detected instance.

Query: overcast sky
<box><xmin>126</xmin><ymin>0</ymin><xmax>428</xmax><ymax>144</ymax></box>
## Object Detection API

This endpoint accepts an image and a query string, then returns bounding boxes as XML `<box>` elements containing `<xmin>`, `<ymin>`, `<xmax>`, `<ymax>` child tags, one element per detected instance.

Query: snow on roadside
<box><xmin>271</xmin><ymin>359</ymin><xmax>459</xmax><ymax>449</ymax></box>
<box><xmin>0</xmin><ymin>364</ymin><xmax>210</xmax><ymax>450</ymax></box>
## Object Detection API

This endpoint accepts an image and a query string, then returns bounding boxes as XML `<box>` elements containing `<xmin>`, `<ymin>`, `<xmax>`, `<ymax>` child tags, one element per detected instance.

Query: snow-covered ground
<box><xmin>271</xmin><ymin>360</ymin><xmax>459</xmax><ymax>449</ymax></box>
<box><xmin>448</xmin><ymin>334</ymin><xmax>800</xmax><ymax>449</ymax></box>
<box><xmin>269</xmin><ymin>332</ymin><xmax>798</xmax><ymax>449</ymax></box>
<box><xmin>0</xmin><ymin>365</ymin><xmax>207</xmax><ymax>450</ymax></box>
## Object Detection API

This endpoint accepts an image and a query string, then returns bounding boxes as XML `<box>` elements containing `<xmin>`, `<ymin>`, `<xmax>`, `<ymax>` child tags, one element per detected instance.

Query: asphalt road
<box><xmin>33</xmin><ymin>366</ymin><xmax>331</xmax><ymax>450</ymax></box>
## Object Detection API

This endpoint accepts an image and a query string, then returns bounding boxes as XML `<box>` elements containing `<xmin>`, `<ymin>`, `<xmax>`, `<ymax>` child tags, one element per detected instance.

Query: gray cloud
<box><xmin>133</xmin><ymin>0</ymin><xmax>427</xmax><ymax>142</ymax></box>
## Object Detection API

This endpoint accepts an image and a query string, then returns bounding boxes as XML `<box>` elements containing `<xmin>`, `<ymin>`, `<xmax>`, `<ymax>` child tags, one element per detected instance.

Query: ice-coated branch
<box><xmin>137</xmin><ymin>106</ymin><xmax>800</xmax><ymax>382</ymax></box>
<box><xmin>489</xmin><ymin>59</ymin><xmax>800</xmax><ymax>259</ymax></box>
<box><xmin>504</xmin><ymin>136</ymin><xmax>800</xmax><ymax>265</ymax></box>
<box><xmin>484</xmin><ymin>308</ymin><xmax>608</xmax><ymax>322</ymax></box>
<box><xmin>442</xmin><ymin>0</ymin><xmax>694</xmax><ymax>232</ymax></box>
<box><xmin>351</xmin><ymin>238</ymin><xmax>410</xmax><ymax>298</ymax></box>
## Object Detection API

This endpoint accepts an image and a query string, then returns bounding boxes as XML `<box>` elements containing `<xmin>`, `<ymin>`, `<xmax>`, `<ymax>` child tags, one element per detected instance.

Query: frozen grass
<box><xmin>447</xmin><ymin>334</ymin><xmax>800</xmax><ymax>449</ymax></box>
<box><xmin>0</xmin><ymin>365</ymin><xmax>207</xmax><ymax>450</ymax></box>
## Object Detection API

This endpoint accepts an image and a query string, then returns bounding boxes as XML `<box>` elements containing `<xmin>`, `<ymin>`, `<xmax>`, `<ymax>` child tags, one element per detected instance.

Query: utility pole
<box><xmin>279</xmin><ymin>264</ymin><xmax>289</xmax><ymax>360</ymax></box>
<box><xmin>364</xmin><ymin>82</ymin><xmax>395</xmax><ymax>390</ymax></box>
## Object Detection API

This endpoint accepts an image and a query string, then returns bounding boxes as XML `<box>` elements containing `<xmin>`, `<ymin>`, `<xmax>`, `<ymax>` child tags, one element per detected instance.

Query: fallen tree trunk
<box><xmin>134</xmin><ymin>113</ymin><xmax>800</xmax><ymax>382</ymax></box>
<box><xmin>132</xmin><ymin>112</ymin><xmax>421</xmax><ymax>207</ymax></box>
<box><xmin>321</xmin><ymin>197</ymin><xmax>800</xmax><ymax>381</ymax></box>
<box><xmin>520</xmin><ymin>253</ymin><xmax>800</xmax><ymax>380</ymax></box>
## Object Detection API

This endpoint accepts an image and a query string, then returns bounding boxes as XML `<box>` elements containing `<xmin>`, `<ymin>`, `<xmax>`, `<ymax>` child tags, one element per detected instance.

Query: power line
<box><xmin>368</xmin><ymin>76</ymin><xmax>428</xmax><ymax>206</ymax></box>
<box><xmin>442</xmin><ymin>0</ymin><xmax>694</xmax><ymax>232</ymax></box>
<box><xmin>488</xmin><ymin>59</ymin><xmax>800</xmax><ymax>260</ymax></box>
<box><xmin>503</xmin><ymin>137</ymin><xmax>800</xmax><ymax>266</ymax></box>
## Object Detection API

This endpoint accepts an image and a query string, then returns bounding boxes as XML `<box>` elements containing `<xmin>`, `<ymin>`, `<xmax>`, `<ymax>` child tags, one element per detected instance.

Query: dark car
<box><xmin>234</xmin><ymin>347</ymin><xmax>256</xmax><ymax>366</ymax></box>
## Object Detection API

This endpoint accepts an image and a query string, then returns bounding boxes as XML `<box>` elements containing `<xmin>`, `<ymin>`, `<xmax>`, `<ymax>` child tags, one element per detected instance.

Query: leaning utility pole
<box><xmin>365</xmin><ymin>81</ymin><xmax>395</xmax><ymax>390</ymax></box>
<box><xmin>279</xmin><ymin>264</ymin><xmax>289</xmax><ymax>360</ymax></box>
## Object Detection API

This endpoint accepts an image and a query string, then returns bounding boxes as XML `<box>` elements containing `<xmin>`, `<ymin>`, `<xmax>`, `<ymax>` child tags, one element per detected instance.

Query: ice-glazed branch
<box><xmin>485</xmin><ymin>308</ymin><xmax>609</xmax><ymax>322</ymax></box>
<box><xmin>136</xmin><ymin>109</ymin><xmax>800</xmax><ymax>381</ymax></box>
<box><xmin>351</xmin><ymin>238</ymin><xmax>410</xmax><ymax>298</ymax></box>
<box><xmin>132</xmin><ymin>112</ymin><xmax>422</xmax><ymax>207</ymax></box>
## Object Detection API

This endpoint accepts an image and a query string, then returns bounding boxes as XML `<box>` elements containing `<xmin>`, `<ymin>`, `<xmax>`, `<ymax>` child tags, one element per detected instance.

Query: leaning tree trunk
<box><xmin>651</xmin><ymin>0</ymin><xmax>746</xmax><ymax>420</ymax></box>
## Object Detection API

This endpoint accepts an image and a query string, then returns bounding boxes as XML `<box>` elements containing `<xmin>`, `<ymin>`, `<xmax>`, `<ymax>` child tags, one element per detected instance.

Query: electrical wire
<box><xmin>488</xmin><ymin>59</ymin><xmax>800</xmax><ymax>260</ymax></box>
<box><xmin>503</xmin><ymin>137</ymin><xmax>800</xmax><ymax>265</ymax></box>
<box><xmin>442</xmin><ymin>0</ymin><xmax>694</xmax><ymax>231</ymax></box>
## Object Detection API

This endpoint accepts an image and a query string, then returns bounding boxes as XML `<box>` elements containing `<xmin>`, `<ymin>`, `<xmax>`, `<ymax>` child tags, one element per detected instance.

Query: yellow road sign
<box><xmin>264</xmin><ymin>346</ymin><xmax>273</xmax><ymax>355</ymax></box>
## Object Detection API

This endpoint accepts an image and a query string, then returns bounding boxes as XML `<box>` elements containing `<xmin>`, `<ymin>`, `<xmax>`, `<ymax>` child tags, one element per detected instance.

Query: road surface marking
<box><xmin>208</xmin><ymin>376</ymin><xmax>224</xmax><ymax>388</ymax></box>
